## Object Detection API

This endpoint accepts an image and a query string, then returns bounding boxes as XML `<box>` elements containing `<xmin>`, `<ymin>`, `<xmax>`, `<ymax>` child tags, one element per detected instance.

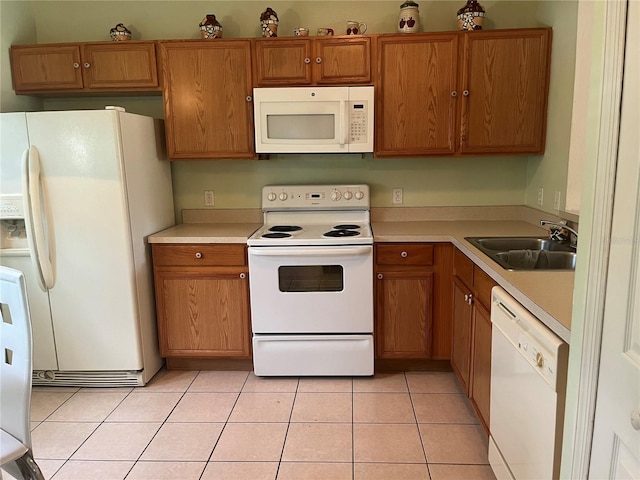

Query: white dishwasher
<box><xmin>488</xmin><ymin>287</ymin><xmax>568</xmax><ymax>480</ymax></box>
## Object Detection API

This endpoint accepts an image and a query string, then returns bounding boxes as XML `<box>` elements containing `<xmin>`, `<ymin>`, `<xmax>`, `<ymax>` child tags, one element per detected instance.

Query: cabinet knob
<box><xmin>240</xmin><ymin>273</ymin><xmax>246</xmax><ymax>279</ymax></box>
<box><xmin>304</xmin><ymin>57</ymin><xmax>311</xmax><ymax>64</ymax></box>
<box><xmin>246</xmin><ymin>95</ymin><xmax>252</xmax><ymax>102</ymax></box>
<box><xmin>535</xmin><ymin>352</ymin><xmax>544</xmax><ymax>368</ymax></box>
<box><xmin>73</xmin><ymin>62</ymin><xmax>80</xmax><ymax>69</ymax></box>
<box><xmin>463</xmin><ymin>90</ymin><xmax>470</xmax><ymax>97</ymax></box>
<box><xmin>465</xmin><ymin>293</ymin><xmax>473</xmax><ymax>305</ymax></box>
<box><xmin>83</xmin><ymin>62</ymin><xmax>91</xmax><ymax>68</ymax></box>
<box><xmin>195</xmin><ymin>252</ymin><xmax>202</xmax><ymax>259</ymax></box>
<box><xmin>377</xmin><ymin>273</ymin><xmax>383</xmax><ymax>280</ymax></box>
<box><xmin>451</xmin><ymin>91</ymin><xmax>457</xmax><ymax>97</ymax></box>
<box><xmin>316</xmin><ymin>57</ymin><xmax>322</xmax><ymax>64</ymax></box>
<box><xmin>401</xmin><ymin>251</ymin><xmax>408</xmax><ymax>258</ymax></box>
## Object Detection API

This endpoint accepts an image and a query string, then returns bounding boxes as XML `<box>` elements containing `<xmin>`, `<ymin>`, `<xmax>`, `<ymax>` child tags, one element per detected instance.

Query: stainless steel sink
<box><xmin>465</xmin><ymin>236</ymin><xmax>576</xmax><ymax>271</ymax></box>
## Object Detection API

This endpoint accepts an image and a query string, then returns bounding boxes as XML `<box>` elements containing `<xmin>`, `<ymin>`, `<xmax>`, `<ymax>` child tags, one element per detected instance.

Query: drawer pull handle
<box><xmin>240</xmin><ymin>273</ymin><xmax>246</xmax><ymax>279</ymax></box>
<box><xmin>401</xmin><ymin>251</ymin><xmax>408</xmax><ymax>258</ymax></box>
<box><xmin>377</xmin><ymin>273</ymin><xmax>383</xmax><ymax>280</ymax></box>
<box><xmin>195</xmin><ymin>252</ymin><xmax>202</xmax><ymax>259</ymax></box>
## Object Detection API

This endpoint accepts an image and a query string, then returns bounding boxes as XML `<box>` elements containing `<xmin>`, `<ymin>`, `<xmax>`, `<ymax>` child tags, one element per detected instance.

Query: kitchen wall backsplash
<box><xmin>2</xmin><ymin>1</ymin><xmax>577</xmax><ymax>218</ymax></box>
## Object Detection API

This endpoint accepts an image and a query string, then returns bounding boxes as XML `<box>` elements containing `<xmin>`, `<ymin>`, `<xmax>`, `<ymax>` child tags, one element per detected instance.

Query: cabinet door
<box><xmin>155</xmin><ymin>267</ymin><xmax>251</xmax><ymax>357</ymax></box>
<box><xmin>471</xmin><ymin>300</ymin><xmax>492</xmax><ymax>431</ymax></box>
<box><xmin>375</xmin><ymin>269</ymin><xmax>433</xmax><ymax>358</ymax></box>
<box><xmin>160</xmin><ymin>41</ymin><xmax>255</xmax><ymax>159</ymax></box>
<box><xmin>376</xmin><ymin>33</ymin><xmax>459</xmax><ymax>156</ymax></box>
<box><xmin>314</xmin><ymin>37</ymin><xmax>371</xmax><ymax>84</ymax></box>
<box><xmin>254</xmin><ymin>39</ymin><xmax>312</xmax><ymax>86</ymax></box>
<box><xmin>81</xmin><ymin>42</ymin><xmax>159</xmax><ymax>90</ymax></box>
<box><xmin>10</xmin><ymin>44</ymin><xmax>83</xmax><ymax>92</ymax></box>
<box><xmin>459</xmin><ymin>28</ymin><xmax>551</xmax><ymax>154</ymax></box>
<box><xmin>451</xmin><ymin>277</ymin><xmax>473</xmax><ymax>391</ymax></box>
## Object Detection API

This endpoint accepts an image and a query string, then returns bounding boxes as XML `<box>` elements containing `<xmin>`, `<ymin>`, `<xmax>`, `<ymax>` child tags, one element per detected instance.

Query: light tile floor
<box><xmin>23</xmin><ymin>370</ymin><xmax>496</xmax><ymax>480</ymax></box>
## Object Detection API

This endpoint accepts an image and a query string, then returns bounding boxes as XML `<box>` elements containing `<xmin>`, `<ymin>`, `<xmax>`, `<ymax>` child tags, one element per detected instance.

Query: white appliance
<box><xmin>248</xmin><ymin>184</ymin><xmax>374</xmax><ymax>376</ymax></box>
<box><xmin>0</xmin><ymin>109</ymin><xmax>174</xmax><ymax>387</ymax></box>
<box><xmin>253</xmin><ymin>86</ymin><xmax>374</xmax><ymax>154</ymax></box>
<box><xmin>488</xmin><ymin>286</ymin><xmax>569</xmax><ymax>480</ymax></box>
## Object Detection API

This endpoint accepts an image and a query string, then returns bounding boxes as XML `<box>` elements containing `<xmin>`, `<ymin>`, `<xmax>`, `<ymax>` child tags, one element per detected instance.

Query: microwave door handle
<box><xmin>339</xmin><ymin>100</ymin><xmax>347</xmax><ymax>146</ymax></box>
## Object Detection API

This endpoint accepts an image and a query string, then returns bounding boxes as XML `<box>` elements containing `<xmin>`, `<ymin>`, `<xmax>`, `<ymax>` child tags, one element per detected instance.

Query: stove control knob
<box><xmin>355</xmin><ymin>190</ymin><xmax>365</xmax><ymax>200</ymax></box>
<box><xmin>331</xmin><ymin>190</ymin><xmax>342</xmax><ymax>201</ymax></box>
<box><xmin>267</xmin><ymin>192</ymin><xmax>277</xmax><ymax>201</ymax></box>
<box><xmin>279</xmin><ymin>192</ymin><xmax>288</xmax><ymax>201</ymax></box>
<box><xmin>343</xmin><ymin>191</ymin><xmax>353</xmax><ymax>200</ymax></box>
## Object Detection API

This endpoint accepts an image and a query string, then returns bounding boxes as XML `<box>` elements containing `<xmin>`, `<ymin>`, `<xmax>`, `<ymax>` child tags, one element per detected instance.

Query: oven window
<box><xmin>267</xmin><ymin>114</ymin><xmax>335</xmax><ymax>140</ymax></box>
<box><xmin>278</xmin><ymin>265</ymin><xmax>344</xmax><ymax>292</ymax></box>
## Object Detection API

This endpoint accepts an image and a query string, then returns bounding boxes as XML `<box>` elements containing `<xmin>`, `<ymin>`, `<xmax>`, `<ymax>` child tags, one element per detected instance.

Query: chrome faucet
<box><xmin>540</xmin><ymin>220</ymin><xmax>578</xmax><ymax>248</ymax></box>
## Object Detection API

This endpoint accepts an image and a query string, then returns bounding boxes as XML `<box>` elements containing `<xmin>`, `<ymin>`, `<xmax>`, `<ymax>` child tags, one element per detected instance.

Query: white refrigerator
<box><xmin>0</xmin><ymin>109</ymin><xmax>174</xmax><ymax>386</ymax></box>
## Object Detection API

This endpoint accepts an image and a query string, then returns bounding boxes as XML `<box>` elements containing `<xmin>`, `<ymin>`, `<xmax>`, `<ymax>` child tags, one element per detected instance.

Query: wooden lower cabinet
<box><xmin>375</xmin><ymin>243</ymin><xmax>453</xmax><ymax>360</ymax></box>
<box><xmin>152</xmin><ymin>244</ymin><xmax>251</xmax><ymax>358</ymax></box>
<box><xmin>451</xmin><ymin>248</ymin><xmax>496</xmax><ymax>432</ymax></box>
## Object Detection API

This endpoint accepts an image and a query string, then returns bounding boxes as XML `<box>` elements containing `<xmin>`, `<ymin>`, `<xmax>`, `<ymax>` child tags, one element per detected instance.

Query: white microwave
<box><xmin>253</xmin><ymin>86</ymin><xmax>374</xmax><ymax>154</ymax></box>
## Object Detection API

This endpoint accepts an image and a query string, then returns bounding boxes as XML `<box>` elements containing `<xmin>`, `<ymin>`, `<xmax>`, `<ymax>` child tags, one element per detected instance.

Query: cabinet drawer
<box><xmin>473</xmin><ymin>267</ymin><xmax>496</xmax><ymax>310</ymax></box>
<box><xmin>152</xmin><ymin>244</ymin><xmax>246</xmax><ymax>266</ymax></box>
<box><xmin>454</xmin><ymin>248</ymin><xmax>474</xmax><ymax>287</ymax></box>
<box><xmin>376</xmin><ymin>244</ymin><xmax>434</xmax><ymax>266</ymax></box>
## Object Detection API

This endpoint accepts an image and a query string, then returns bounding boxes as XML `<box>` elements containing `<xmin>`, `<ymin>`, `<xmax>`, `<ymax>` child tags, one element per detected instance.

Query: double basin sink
<box><xmin>465</xmin><ymin>236</ymin><xmax>577</xmax><ymax>271</ymax></box>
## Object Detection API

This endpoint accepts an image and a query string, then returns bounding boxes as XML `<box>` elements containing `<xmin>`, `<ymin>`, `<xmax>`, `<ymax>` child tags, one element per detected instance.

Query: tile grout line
<box><xmin>274</xmin><ymin>377</ymin><xmax>300</xmax><ymax>479</ymax></box>
<box><xmin>198</xmin><ymin>370</ymin><xmax>249</xmax><ymax>480</ymax></box>
<box><xmin>405</xmin><ymin>372</ymin><xmax>431</xmax><ymax>477</ymax></box>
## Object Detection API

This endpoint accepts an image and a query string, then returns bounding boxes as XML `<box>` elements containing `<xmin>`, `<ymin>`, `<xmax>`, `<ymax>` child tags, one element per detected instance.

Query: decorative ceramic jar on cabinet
<box><xmin>199</xmin><ymin>14</ymin><xmax>223</xmax><ymax>39</ymax></box>
<box><xmin>457</xmin><ymin>0</ymin><xmax>485</xmax><ymax>30</ymax></box>
<box><xmin>260</xmin><ymin>7</ymin><xmax>279</xmax><ymax>37</ymax></box>
<box><xmin>398</xmin><ymin>1</ymin><xmax>420</xmax><ymax>33</ymax></box>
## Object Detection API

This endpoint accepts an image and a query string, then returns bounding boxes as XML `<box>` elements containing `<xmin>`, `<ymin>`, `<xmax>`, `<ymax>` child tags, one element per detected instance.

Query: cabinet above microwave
<box><xmin>253</xmin><ymin>86</ymin><xmax>374</xmax><ymax>154</ymax></box>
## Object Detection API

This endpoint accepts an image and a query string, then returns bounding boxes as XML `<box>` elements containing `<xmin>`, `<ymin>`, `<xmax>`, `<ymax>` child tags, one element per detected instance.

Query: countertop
<box><xmin>148</xmin><ymin>222</ymin><xmax>261</xmax><ymax>244</ymax></box>
<box><xmin>148</xmin><ymin>219</ymin><xmax>573</xmax><ymax>343</ymax></box>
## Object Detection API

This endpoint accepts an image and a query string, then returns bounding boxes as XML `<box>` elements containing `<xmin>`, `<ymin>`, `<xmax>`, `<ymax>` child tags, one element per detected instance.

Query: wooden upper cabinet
<box><xmin>314</xmin><ymin>36</ymin><xmax>371</xmax><ymax>84</ymax></box>
<box><xmin>459</xmin><ymin>28</ymin><xmax>552</xmax><ymax>155</ymax></box>
<box><xmin>160</xmin><ymin>40</ymin><xmax>255</xmax><ymax>160</ymax></box>
<box><xmin>11</xmin><ymin>44</ymin><xmax>83</xmax><ymax>92</ymax></box>
<box><xmin>10</xmin><ymin>42</ymin><xmax>160</xmax><ymax>94</ymax></box>
<box><xmin>375</xmin><ymin>33</ymin><xmax>459</xmax><ymax>156</ymax></box>
<box><xmin>80</xmin><ymin>42</ymin><xmax>159</xmax><ymax>89</ymax></box>
<box><xmin>253</xmin><ymin>36</ymin><xmax>371</xmax><ymax>86</ymax></box>
<box><xmin>375</xmin><ymin>28</ymin><xmax>551</xmax><ymax>157</ymax></box>
<box><xmin>254</xmin><ymin>38</ymin><xmax>313</xmax><ymax>85</ymax></box>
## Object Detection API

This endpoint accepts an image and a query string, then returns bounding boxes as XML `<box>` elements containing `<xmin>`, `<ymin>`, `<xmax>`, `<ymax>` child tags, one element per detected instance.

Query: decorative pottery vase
<box><xmin>457</xmin><ymin>0</ymin><xmax>485</xmax><ymax>30</ymax></box>
<box><xmin>109</xmin><ymin>23</ymin><xmax>132</xmax><ymax>41</ymax></box>
<box><xmin>398</xmin><ymin>1</ymin><xmax>420</xmax><ymax>33</ymax></box>
<box><xmin>199</xmin><ymin>14</ymin><xmax>223</xmax><ymax>39</ymax></box>
<box><xmin>260</xmin><ymin>7</ymin><xmax>279</xmax><ymax>37</ymax></box>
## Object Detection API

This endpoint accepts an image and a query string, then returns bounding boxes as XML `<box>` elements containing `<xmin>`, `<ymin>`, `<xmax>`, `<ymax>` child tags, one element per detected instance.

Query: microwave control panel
<box><xmin>350</xmin><ymin>103</ymin><xmax>368</xmax><ymax>144</ymax></box>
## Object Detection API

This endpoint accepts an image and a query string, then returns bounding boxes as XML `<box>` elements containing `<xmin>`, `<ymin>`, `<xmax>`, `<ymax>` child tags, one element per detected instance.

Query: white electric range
<box><xmin>247</xmin><ymin>184</ymin><xmax>374</xmax><ymax>376</ymax></box>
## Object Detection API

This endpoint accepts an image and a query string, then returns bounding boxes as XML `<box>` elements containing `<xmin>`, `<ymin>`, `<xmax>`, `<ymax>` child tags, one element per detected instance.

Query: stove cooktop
<box><xmin>248</xmin><ymin>184</ymin><xmax>373</xmax><ymax>246</ymax></box>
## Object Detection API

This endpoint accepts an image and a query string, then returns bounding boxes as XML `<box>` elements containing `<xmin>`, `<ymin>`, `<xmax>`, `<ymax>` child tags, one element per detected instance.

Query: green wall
<box><xmin>0</xmin><ymin>1</ymin><xmax>577</xmax><ymax>216</ymax></box>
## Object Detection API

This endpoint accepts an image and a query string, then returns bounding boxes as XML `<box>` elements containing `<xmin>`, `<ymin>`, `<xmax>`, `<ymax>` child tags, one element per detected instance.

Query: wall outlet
<box><xmin>393</xmin><ymin>188</ymin><xmax>403</xmax><ymax>204</ymax></box>
<box><xmin>537</xmin><ymin>187</ymin><xmax>544</xmax><ymax>206</ymax></box>
<box><xmin>204</xmin><ymin>190</ymin><xmax>215</xmax><ymax>207</ymax></box>
<box><xmin>554</xmin><ymin>191</ymin><xmax>562</xmax><ymax>210</ymax></box>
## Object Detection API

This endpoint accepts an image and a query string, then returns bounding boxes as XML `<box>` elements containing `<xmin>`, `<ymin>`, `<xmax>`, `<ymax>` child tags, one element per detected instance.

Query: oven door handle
<box><xmin>249</xmin><ymin>246</ymin><xmax>372</xmax><ymax>257</ymax></box>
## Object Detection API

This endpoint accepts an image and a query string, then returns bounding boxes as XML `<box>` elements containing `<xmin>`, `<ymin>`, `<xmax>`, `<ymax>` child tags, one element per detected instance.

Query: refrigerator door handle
<box><xmin>22</xmin><ymin>146</ymin><xmax>55</xmax><ymax>291</ymax></box>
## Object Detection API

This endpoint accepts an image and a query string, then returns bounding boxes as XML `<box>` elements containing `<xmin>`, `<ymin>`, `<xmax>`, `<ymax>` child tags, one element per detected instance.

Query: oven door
<box><xmin>248</xmin><ymin>245</ymin><xmax>373</xmax><ymax>333</ymax></box>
